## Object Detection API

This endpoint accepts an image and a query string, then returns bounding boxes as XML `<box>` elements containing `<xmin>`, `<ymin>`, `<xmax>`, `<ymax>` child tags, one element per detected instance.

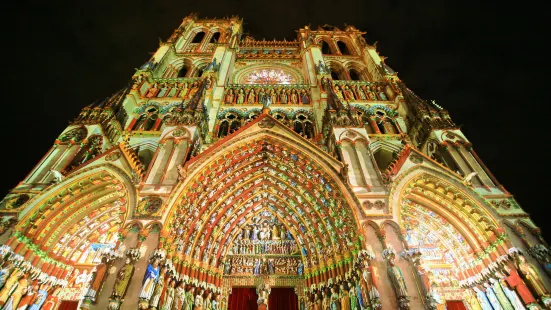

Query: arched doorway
<box><xmin>391</xmin><ymin>170</ymin><xmax>507</xmax><ymax>309</ymax></box>
<box><xmin>162</xmin><ymin>119</ymin><xmax>366</xmax><ymax>309</ymax></box>
<box><xmin>7</xmin><ymin>164</ymin><xmax>134</xmax><ymax>308</ymax></box>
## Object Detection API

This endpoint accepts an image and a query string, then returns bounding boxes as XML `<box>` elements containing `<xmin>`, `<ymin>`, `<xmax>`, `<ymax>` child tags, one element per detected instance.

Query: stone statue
<box><xmin>386</xmin><ymin>256</ymin><xmax>409</xmax><ymax>309</ymax></box>
<box><xmin>111</xmin><ymin>258</ymin><xmax>134</xmax><ymax>299</ymax></box>
<box><xmin>316</xmin><ymin>60</ymin><xmax>328</xmax><ymax>74</ymax></box>
<box><xmin>516</xmin><ymin>255</ymin><xmax>550</xmax><ymax>298</ymax></box>
<box><xmin>257</xmin><ymin>284</ymin><xmax>270</xmax><ymax>307</ymax></box>
<box><xmin>139</xmin><ymin>260</ymin><xmax>160</xmax><ymax>301</ymax></box>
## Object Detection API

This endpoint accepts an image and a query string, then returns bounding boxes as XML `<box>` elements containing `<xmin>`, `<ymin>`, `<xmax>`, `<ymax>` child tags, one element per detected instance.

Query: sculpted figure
<box><xmin>387</xmin><ymin>256</ymin><xmax>409</xmax><ymax>309</ymax></box>
<box><xmin>225</xmin><ymin>89</ymin><xmax>234</xmax><ymax>104</ymax></box>
<box><xmin>16</xmin><ymin>283</ymin><xmax>36</xmax><ymax>309</ymax></box>
<box><xmin>111</xmin><ymin>258</ymin><xmax>134</xmax><ymax>299</ymax></box>
<box><xmin>3</xmin><ymin>275</ymin><xmax>28</xmax><ymax>310</ymax></box>
<box><xmin>340</xmin><ymin>284</ymin><xmax>351</xmax><ymax>310</ymax></box>
<box><xmin>0</xmin><ymin>264</ymin><xmax>14</xmax><ymax>290</ymax></box>
<box><xmin>179</xmin><ymin>82</ymin><xmax>189</xmax><ymax>98</ymax></box>
<box><xmin>247</xmin><ymin>89</ymin><xmax>256</xmax><ymax>104</ymax></box>
<box><xmin>139</xmin><ymin>260</ymin><xmax>160</xmax><ymax>301</ymax></box>
<box><xmin>504</xmin><ymin>265</ymin><xmax>536</xmax><ymax>305</ymax></box>
<box><xmin>330</xmin><ymin>287</ymin><xmax>340</xmax><ymax>310</ymax></box>
<box><xmin>160</xmin><ymin>279</ymin><xmax>175</xmax><ymax>310</ymax></box>
<box><xmin>148</xmin><ymin>267</ymin><xmax>167</xmax><ymax>308</ymax></box>
<box><xmin>86</xmin><ymin>256</ymin><xmax>108</xmax><ymax>302</ymax></box>
<box><xmin>0</xmin><ymin>268</ymin><xmax>23</xmax><ymax>306</ymax></box>
<box><xmin>290</xmin><ymin>90</ymin><xmax>298</xmax><ymax>104</ymax></box>
<box><xmin>185</xmin><ymin>287</ymin><xmax>195</xmax><ymax>310</ymax></box>
<box><xmin>146</xmin><ymin>83</ymin><xmax>159</xmax><ymax>98</ymax></box>
<box><xmin>236</xmin><ymin>89</ymin><xmax>245</xmax><ymax>104</ymax></box>
<box><xmin>188</xmin><ymin>82</ymin><xmax>199</xmax><ymax>98</ymax></box>
<box><xmin>280</xmin><ymin>90</ymin><xmax>288</xmax><ymax>104</ymax></box>
<box><xmin>194</xmin><ymin>289</ymin><xmax>204</xmax><ymax>310</ymax></box>
<box><xmin>30</xmin><ymin>286</ymin><xmax>54</xmax><ymax>310</ymax></box>
<box><xmin>516</xmin><ymin>255</ymin><xmax>550</xmax><ymax>298</ymax></box>
<box><xmin>174</xmin><ymin>281</ymin><xmax>186</xmax><ymax>310</ymax></box>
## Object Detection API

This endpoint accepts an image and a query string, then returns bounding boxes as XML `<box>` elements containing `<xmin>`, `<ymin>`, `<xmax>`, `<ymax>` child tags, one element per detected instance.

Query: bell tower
<box><xmin>1</xmin><ymin>15</ymin><xmax>550</xmax><ymax>310</ymax></box>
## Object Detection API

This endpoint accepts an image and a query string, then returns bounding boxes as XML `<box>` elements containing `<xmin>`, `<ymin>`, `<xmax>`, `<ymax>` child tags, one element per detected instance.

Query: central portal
<box><xmin>228</xmin><ymin>287</ymin><xmax>298</xmax><ymax>310</ymax></box>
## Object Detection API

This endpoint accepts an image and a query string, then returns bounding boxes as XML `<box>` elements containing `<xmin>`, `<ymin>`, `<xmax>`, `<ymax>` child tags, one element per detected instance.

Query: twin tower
<box><xmin>0</xmin><ymin>13</ymin><xmax>549</xmax><ymax>310</ymax></box>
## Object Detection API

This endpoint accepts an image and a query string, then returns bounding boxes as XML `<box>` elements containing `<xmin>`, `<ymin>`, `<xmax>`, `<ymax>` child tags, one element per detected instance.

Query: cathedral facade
<box><xmin>0</xmin><ymin>13</ymin><xmax>550</xmax><ymax>310</ymax></box>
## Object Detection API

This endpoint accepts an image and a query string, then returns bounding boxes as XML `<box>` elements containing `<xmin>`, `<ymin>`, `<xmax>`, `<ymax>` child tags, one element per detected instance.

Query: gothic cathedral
<box><xmin>0</xmin><ymin>14</ymin><xmax>550</xmax><ymax>310</ymax></box>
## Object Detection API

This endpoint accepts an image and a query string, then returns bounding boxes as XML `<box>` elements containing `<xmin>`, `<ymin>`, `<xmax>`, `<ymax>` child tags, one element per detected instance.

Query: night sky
<box><xmin>1</xmin><ymin>1</ymin><xmax>550</xmax><ymax>240</ymax></box>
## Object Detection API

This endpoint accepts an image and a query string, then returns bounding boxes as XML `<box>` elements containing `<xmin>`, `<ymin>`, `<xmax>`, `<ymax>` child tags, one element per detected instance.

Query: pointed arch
<box><xmin>162</xmin><ymin>115</ymin><xmax>365</xmax><ymax>286</ymax></box>
<box><xmin>389</xmin><ymin>165</ymin><xmax>505</xmax><ymax>287</ymax></box>
<box><xmin>15</xmin><ymin>164</ymin><xmax>136</xmax><ymax>263</ymax></box>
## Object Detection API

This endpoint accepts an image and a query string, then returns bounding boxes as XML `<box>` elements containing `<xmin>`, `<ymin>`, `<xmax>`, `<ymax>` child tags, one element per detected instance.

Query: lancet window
<box><xmin>66</xmin><ymin>135</ymin><xmax>103</xmax><ymax>171</ymax></box>
<box><xmin>134</xmin><ymin>107</ymin><xmax>162</xmax><ymax>131</ymax></box>
<box><xmin>292</xmin><ymin>113</ymin><xmax>315</xmax><ymax>139</ymax></box>
<box><xmin>336</xmin><ymin>41</ymin><xmax>352</xmax><ymax>55</ymax></box>
<box><xmin>217</xmin><ymin>112</ymin><xmax>242</xmax><ymax>138</ymax></box>
<box><xmin>191</xmin><ymin>31</ymin><xmax>206</xmax><ymax>43</ymax></box>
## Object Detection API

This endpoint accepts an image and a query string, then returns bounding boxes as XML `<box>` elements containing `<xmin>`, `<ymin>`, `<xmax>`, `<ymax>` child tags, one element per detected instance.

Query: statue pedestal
<box><xmin>258</xmin><ymin>303</ymin><xmax>268</xmax><ymax>310</ymax></box>
<box><xmin>79</xmin><ymin>298</ymin><xmax>92</xmax><ymax>310</ymax></box>
<box><xmin>107</xmin><ymin>298</ymin><xmax>122</xmax><ymax>310</ymax></box>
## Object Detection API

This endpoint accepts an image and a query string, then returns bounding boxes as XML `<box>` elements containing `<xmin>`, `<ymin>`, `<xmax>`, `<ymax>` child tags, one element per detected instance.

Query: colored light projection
<box><xmin>246</xmin><ymin>69</ymin><xmax>295</xmax><ymax>84</ymax></box>
<box><xmin>402</xmin><ymin>203</ymin><xmax>472</xmax><ymax>287</ymax></box>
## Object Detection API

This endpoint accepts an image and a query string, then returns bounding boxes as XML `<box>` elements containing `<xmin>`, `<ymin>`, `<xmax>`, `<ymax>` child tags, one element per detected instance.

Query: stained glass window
<box><xmin>246</xmin><ymin>69</ymin><xmax>295</xmax><ymax>84</ymax></box>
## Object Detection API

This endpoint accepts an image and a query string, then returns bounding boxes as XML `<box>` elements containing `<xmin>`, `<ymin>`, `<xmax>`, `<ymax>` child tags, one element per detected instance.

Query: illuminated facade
<box><xmin>0</xmin><ymin>13</ymin><xmax>550</xmax><ymax>310</ymax></box>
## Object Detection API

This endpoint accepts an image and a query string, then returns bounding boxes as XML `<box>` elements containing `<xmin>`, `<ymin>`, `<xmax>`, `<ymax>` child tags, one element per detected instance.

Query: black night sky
<box><xmin>1</xmin><ymin>1</ymin><xmax>550</xmax><ymax>240</ymax></box>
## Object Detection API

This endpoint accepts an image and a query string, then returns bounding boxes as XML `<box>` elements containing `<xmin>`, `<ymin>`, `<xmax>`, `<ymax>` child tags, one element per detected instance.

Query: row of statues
<box><xmin>231</xmin><ymin>240</ymin><xmax>297</xmax><ymax>255</ymax></box>
<box><xmin>321</xmin><ymin>77</ymin><xmax>391</xmax><ymax>102</ymax></box>
<box><xmin>237</xmin><ymin>223</ymin><xmax>295</xmax><ymax>241</ymax></box>
<box><xmin>334</xmin><ymin>84</ymin><xmax>388</xmax><ymax>102</ymax></box>
<box><xmin>465</xmin><ymin>255</ymin><xmax>551</xmax><ymax>309</ymax></box>
<box><xmin>142</xmin><ymin>81</ymin><xmax>202</xmax><ymax>99</ymax></box>
<box><xmin>222</xmin><ymin>256</ymin><xmax>303</xmax><ymax>276</ymax></box>
<box><xmin>0</xmin><ymin>262</ymin><xmax>60</xmax><ymax>310</ymax></box>
<box><xmin>138</xmin><ymin>259</ymin><xmax>222</xmax><ymax>310</ymax></box>
<box><xmin>302</xmin><ymin>281</ymin><xmax>370</xmax><ymax>310</ymax></box>
<box><xmin>224</xmin><ymin>87</ymin><xmax>310</xmax><ymax>105</ymax></box>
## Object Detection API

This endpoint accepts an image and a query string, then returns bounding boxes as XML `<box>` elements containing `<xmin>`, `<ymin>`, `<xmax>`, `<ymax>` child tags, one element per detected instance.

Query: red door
<box><xmin>58</xmin><ymin>300</ymin><xmax>79</xmax><ymax>310</ymax></box>
<box><xmin>446</xmin><ymin>300</ymin><xmax>467</xmax><ymax>310</ymax></box>
<box><xmin>268</xmin><ymin>287</ymin><xmax>298</xmax><ymax>310</ymax></box>
<box><xmin>228</xmin><ymin>287</ymin><xmax>258</xmax><ymax>310</ymax></box>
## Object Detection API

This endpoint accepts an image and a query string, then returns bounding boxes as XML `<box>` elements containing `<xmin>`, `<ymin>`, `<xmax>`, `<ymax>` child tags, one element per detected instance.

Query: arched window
<box><xmin>321</xmin><ymin>40</ymin><xmax>332</xmax><ymax>54</ymax></box>
<box><xmin>194</xmin><ymin>65</ymin><xmax>206</xmax><ymax>77</ymax></box>
<box><xmin>218</xmin><ymin>113</ymin><xmax>242</xmax><ymax>138</ymax></box>
<box><xmin>337</xmin><ymin>41</ymin><xmax>352</xmax><ymax>55</ymax></box>
<box><xmin>272</xmin><ymin>112</ymin><xmax>288</xmax><ymax>125</ymax></box>
<box><xmin>369</xmin><ymin>111</ymin><xmax>397</xmax><ymax>134</ymax></box>
<box><xmin>210</xmin><ymin>32</ymin><xmax>220</xmax><ymax>43</ymax></box>
<box><xmin>135</xmin><ymin>107</ymin><xmax>160</xmax><ymax>131</ymax></box>
<box><xmin>192</xmin><ymin>31</ymin><xmax>205</xmax><ymax>43</ymax></box>
<box><xmin>247</xmin><ymin>112</ymin><xmax>260</xmax><ymax>123</ymax></box>
<box><xmin>177</xmin><ymin>65</ymin><xmax>190</xmax><ymax>78</ymax></box>
<box><xmin>330</xmin><ymin>68</ymin><xmax>341</xmax><ymax>80</ymax></box>
<box><xmin>349</xmin><ymin>69</ymin><xmax>361</xmax><ymax>81</ymax></box>
<box><xmin>292</xmin><ymin>114</ymin><xmax>315</xmax><ymax>139</ymax></box>
<box><xmin>66</xmin><ymin>135</ymin><xmax>103</xmax><ymax>171</ymax></box>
